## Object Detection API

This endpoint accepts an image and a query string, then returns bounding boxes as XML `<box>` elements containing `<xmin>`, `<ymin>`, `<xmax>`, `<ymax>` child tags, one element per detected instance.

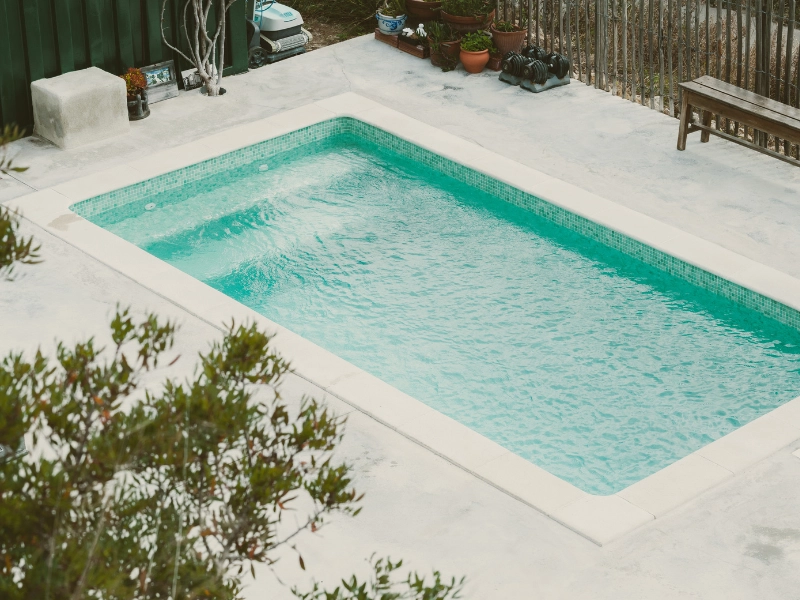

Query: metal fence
<box><xmin>505</xmin><ymin>0</ymin><xmax>800</xmax><ymax>158</ymax></box>
<box><xmin>0</xmin><ymin>0</ymin><xmax>251</xmax><ymax>132</ymax></box>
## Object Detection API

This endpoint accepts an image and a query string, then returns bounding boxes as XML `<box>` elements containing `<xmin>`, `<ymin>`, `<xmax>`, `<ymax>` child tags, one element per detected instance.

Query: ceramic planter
<box><xmin>376</xmin><ymin>11</ymin><xmax>407</xmax><ymax>34</ymax></box>
<box><xmin>459</xmin><ymin>48</ymin><xmax>489</xmax><ymax>73</ymax></box>
<box><xmin>405</xmin><ymin>0</ymin><xmax>442</xmax><ymax>22</ymax></box>
<box><xmin>490</xmin><ymin>24</ymin><xmax>528</xmax><ymax>55</ymax></box>
<box><xmin>441</xmin><ymin>9</ymin><xmax>495</xmax><ymax>32</ymax></box>
<box><xmin>126</xmin><ymin>90</ymin><xmax>150</xmax><ymax>121</ymax></box>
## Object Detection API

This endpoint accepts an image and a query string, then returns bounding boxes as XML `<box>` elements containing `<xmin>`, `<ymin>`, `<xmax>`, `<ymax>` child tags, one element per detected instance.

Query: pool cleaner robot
<box><xmin>248</xmin><ymin>0</ymin><xmax>313</xmax><ymax>68</ymax></box>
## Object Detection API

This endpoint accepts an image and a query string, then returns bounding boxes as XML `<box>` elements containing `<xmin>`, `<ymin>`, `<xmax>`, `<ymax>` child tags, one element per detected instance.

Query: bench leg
<box><xmin>700</xmin><ymin>110</ymin><xmax>712</xmax><ymax>143</ymax></box>
<box><xmin>677</xmin><ymin>94</ymin><xmax>692</xmax><ymax>151</ymax></box>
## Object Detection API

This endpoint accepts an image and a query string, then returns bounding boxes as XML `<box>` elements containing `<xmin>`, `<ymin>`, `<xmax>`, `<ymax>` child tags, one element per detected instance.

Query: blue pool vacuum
<box><xmin>248</xmin><ymin>0</ymin><xmax>312</xmax><ymax>68</ymax></box>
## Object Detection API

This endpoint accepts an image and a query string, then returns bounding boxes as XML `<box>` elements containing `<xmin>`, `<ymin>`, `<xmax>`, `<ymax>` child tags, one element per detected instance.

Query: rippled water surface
<box><xmin>91</xmin><ymin>135</ymin><xmax>800</xmax><ymax>494</ymax></box>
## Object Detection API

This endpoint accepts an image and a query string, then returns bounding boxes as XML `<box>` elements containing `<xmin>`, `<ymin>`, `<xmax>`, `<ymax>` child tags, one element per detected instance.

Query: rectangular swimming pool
<box><xmin>73</xmin><ymin>117</ymin><xmax>800</xmax><ymax>496</ymax></box>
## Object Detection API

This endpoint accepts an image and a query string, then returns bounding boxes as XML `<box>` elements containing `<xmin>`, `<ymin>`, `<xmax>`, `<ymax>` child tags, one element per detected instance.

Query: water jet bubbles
<box><xmin>259</xmin><ymin>164</ymin><xmax>270</xmax><ymax>172</ymax></box>
<box><xmin>145</xmin><ymin>202</ymin><xmax>156</xmax><ymax>211</ymax></box>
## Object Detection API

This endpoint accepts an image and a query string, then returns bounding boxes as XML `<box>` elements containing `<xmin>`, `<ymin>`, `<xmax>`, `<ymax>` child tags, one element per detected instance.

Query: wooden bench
<box><xmin>677</xmin><ymin>75</ymin><xmax>800</xmax><ymax>166</ymax></box>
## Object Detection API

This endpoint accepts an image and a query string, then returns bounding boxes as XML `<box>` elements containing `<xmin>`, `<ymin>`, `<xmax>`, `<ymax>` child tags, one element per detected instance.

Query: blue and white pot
<box><xmin>376</xmin><ymin>11</ymin><xmax>407</xmax><ymax>35</ymax></box>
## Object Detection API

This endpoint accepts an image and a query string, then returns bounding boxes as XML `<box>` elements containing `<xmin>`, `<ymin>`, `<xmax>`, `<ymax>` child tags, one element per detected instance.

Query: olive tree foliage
<box><xmin>0</xmin><ymin>310</ymin><xmax>465</xmax><ymax>599</ymax></box>
<box><xmin>161</xmin><ymin>0</ymin><xmax>237</xmax><ymax>96</ymax></box>
<box><xmin>0</xmin><ymin>125</ymin><xmax>40</xmax><ymax>281</ymax></box>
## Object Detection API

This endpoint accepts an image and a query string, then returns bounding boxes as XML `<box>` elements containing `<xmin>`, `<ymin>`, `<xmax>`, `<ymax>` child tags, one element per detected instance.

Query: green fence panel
<box><xmin>52</xmin><ymin>0</ymin><xmax>76</xmax><ymax>74</ymax></box>
<box><xmin>0</xmin><ymin>0</ymin><xmax>251</xmax><ymax>132</ymax></box>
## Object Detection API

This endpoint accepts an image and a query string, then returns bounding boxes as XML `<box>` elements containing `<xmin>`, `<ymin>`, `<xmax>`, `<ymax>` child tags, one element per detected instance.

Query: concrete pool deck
<box><xmin>0</xmin><ymin>39</ymin><xmax>800</xmax><ymax>597</ymax></box>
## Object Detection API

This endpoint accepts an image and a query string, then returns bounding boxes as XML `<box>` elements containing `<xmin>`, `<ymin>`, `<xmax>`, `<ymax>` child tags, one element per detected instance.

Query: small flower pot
<box><xmin>459</xmin><ymin>48</ymin><xmax>489</xmax><ymax>73</ymax></box>
<box><xmin>441</xmin><ymin>9</ymin><xmax>495</xmax><ymax>33</ymax></box>
<box><xmin>126</xmin><ymin>90</ymin><xmax>150</xmax><ymax>121</ymax></box>
<box><xmin>490</xmin><ymin>24</ymin><xmax>528</xmax><ymax>55</ymax></box>
<box><xmin>405</xmin><ymin>0</ymin><xmax>442</xmax><ymax>22</ymax></box>
<box><xmin>376</xmin><ymin>11</ymin><xmax>407</xmax><ymax>34</ymax></box>
<box><xmin>487</xmin><ymin>52</ymin><xmax>503</xmax><ymax>71</ymax></box>
<box><xmin>440</xmin><ymin>38</ymin><xmax>462</xmax><ymax>62</ymax></box>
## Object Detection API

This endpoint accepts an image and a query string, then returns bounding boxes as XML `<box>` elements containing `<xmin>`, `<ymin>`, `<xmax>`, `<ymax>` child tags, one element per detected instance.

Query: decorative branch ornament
<box><xmin>161</xmin><ymin>0</ymin><xmax>239</xmax><ymax>96</ymax></box>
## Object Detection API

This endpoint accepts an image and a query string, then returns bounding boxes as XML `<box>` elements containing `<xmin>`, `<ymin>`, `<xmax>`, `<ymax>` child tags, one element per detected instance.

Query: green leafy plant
<box><xmin>460</xmin><ymin>31</ymin><xmax>494</xmax><ymax>52</ymax></box>
<box><xmin>440</xmin><ymin>0</ymin><xmax>490</xmax><ymax>17</ymax></box>
<box><xmin>0</xmin><ymin>125</ymin><xmax>39</xmax><ymax>281</ymax></box>
<box><xmin>426</xmin><ymin>20</ymin><xmax>459</xmax><ymax>48</ymax></box>
<box><xmin>492</xmin><ymin>19</ymin><xmax>517</xmax><ymax>32</ymax></box>
<box><xmin>0</xmin><ymin>307</ymin><xmax>466</xmax><ymax>599</ymax></box>
<box><xmin>378</xmin><ymin>0</ymin><xmax>406</xmax><ymax>17</ymax></box>
<box><xmin>294</xmin><ymin>555</ymin><xmax>465</xmax><ymax>600</ymax></box>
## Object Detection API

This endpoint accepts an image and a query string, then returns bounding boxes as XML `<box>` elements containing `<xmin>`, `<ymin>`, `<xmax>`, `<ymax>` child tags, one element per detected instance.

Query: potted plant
<box><xmin>398</xmin><ymin>24</ymin><xmax>431</xmax><ymax>57</ymax></box>
<box><xmin>490</xmin><ymin>19</ymin><xmax>528</xmax><ymax>55</ymax></box>
<box><xmin>120</xmin><ymin>67</ymin><xmax>150</xmax><ymax>121</ymax></box>
<box><xmin>440</xmin><ymin>0</ymin><xmax>495</xmax><ymax>33</ymax></box>
<box><xmin>376</xmin><ymin>0</ymin><xmax>407</xmax><ymax>34</ymax></box>
<box><xmin>459</xmin><ymin>31</ymin><xmax>493</xmax><ymax>73</ymax></box>
<box><xmin>427</xmin><ymin>21</ymin><xmax>461</xmax><ymax>70</ymax></box>
<box><xmin>405</xmin><ymin>0</ymin><xmax>443</xmax><ymax>23</ymax></box>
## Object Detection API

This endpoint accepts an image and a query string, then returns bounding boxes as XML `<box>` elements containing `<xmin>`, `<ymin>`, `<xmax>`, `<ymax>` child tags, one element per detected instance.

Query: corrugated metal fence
<box><xmin>0</xmin><ymin>0</ymin><xmax>251</xmax><ymax>132</ymax></box>
<box><xmin>506</xmin><ymin>0</ymin><xmax>800</xmax><ymax>158</ymax></box>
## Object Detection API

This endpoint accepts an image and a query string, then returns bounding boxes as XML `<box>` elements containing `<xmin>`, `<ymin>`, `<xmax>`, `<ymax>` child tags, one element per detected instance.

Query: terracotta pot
<box><xmin>459</xmin><ymin>48</ymin><xmax>489</xmax><ymax>73</ymax></box>
<box><xmin>405</xmin><ymin>0</ymin><xmax>442</xmax><ymax>22</ymax></box>
<box><xmin>441</xmin><ymin>9</ymin><xmax>495</xmax><ymax>32</ymax></box>
<box><xmin>428</xmin><ymin>35</ymin><xmax>461</xmax><ymax>67</ymax></box>
<box><xmin>440</xmin><ymin>38</ymin><xmax>462</xmax><ymax>61</ymax></box>
<box><xmin>490</xmin><ymin>24</ymin><xmax>527</xmax><ymax>55</ymax></box>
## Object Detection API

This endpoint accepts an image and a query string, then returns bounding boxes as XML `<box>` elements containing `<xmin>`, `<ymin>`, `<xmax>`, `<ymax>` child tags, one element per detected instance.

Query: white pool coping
<box><xmin>6</xmin><ymin>92</ymin><xmax>800</xmax><ymax>546</ymax></box>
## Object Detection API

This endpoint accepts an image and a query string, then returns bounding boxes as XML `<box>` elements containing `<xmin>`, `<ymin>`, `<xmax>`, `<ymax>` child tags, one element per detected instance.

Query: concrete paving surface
<box><xmin>2</xmin><ymin>34</ymin><xmax>800</xmax><ymax>599</ymax></box>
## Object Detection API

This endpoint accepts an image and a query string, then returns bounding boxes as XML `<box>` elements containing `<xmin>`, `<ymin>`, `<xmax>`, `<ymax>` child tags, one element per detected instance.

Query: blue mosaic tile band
<box><xmin>70</xmin><ymin>117</ymin><xmax>800</xmax><ymax>331</ymax></box>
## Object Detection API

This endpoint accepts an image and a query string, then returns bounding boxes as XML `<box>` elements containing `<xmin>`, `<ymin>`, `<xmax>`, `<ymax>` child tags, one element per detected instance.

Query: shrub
<box><xmin>460</xmin><ymin>31</ymin><xmax>494</xmax><ymax>52</ymax></box>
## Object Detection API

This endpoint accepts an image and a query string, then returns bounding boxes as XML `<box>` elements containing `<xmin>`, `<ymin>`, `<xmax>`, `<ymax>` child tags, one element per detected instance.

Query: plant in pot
<box><xmin>440</xmin><ymin>0</ymin><xmax>495</xmax><ymax>33</ymax></box>
<box><xmin>377</xmin><ymin>0</ymin><xmax>407</xmax><ymax>34</ymax></box>
<box><xmin>400</xmin><ymin>23</ymin><xmax>429</xmax><ymax>45</ymax></box>
<box><xmin>120</xmin><ymin>67</ymin><xmax>150</xmax><ymax>121</ymax></box>
<box><xmin>405</xmin><ymin>0</ymin><xmax>443</xmax><ymax>24</ymax></box>
<box><xmin>490</xmin><ymin>18</ymin><xmax>528</xmax><ymax>55</ymax></box>
<box><xmin>427</xmin><ymin>21</ymin><xmax>461</xmax><ymax>70</ymax></box>
<box><xmin>459</xmin><ymin>31</ymin><xmax>494</xmax><ymax>73</ymax></box>
<box><xmin>399</xmin><ymin>23</ymin><xmax>431</xmax><ymax>57</ymax></box>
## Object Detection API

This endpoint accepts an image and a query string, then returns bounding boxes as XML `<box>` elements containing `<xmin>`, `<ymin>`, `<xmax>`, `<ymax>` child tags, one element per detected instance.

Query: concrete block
<box><xmin>31</xmin><ymin>67</ymin><xmax>129</xmax><ymax>149</ymax></box>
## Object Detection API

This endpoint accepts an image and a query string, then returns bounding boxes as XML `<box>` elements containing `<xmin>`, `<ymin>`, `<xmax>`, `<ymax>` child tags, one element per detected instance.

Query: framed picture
<box><xmin>181</xmin><ymin>64</ymin><xmax>220</xmax><ymax>93</ymax></box>
<box><xmin>140</xmin><ymin>60</ymin><xmax>179</xmax><ymax>103</ymax></box>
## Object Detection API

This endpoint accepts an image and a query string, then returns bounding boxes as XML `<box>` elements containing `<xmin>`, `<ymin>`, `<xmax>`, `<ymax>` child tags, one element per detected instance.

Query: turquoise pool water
<box><xmin>86</xmin><ymin>134</ymin><xmax>800</xmax><ymax>495</ymax></box>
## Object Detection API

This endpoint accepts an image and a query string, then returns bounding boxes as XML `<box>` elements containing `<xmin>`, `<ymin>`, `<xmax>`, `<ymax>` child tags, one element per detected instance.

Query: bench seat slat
<box><xmin>688</xmin><ymin>75</ymin><xmax>800</xmax><ymax>122</ymax></box>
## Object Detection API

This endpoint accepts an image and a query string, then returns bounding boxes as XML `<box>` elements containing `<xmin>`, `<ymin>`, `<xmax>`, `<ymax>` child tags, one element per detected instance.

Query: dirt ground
<box><xmin>303</xmin><ymin>17</ymin><xmax>365</xmax><ymax>51</ymax></box>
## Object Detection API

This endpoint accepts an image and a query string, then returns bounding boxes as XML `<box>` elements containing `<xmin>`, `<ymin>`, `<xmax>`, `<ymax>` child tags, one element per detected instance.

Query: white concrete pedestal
<box><xmin>31</xmin><ymin>67</ymin><xmax>129</xmax><ymax>150</ymax></box>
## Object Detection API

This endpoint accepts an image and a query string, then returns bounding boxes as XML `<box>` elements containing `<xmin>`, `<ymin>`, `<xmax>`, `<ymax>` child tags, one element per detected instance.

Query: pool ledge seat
<box><xmin>31</xmin><ymin>67</ymin><xmax>129</xmax><ymax>150</ymax></box>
